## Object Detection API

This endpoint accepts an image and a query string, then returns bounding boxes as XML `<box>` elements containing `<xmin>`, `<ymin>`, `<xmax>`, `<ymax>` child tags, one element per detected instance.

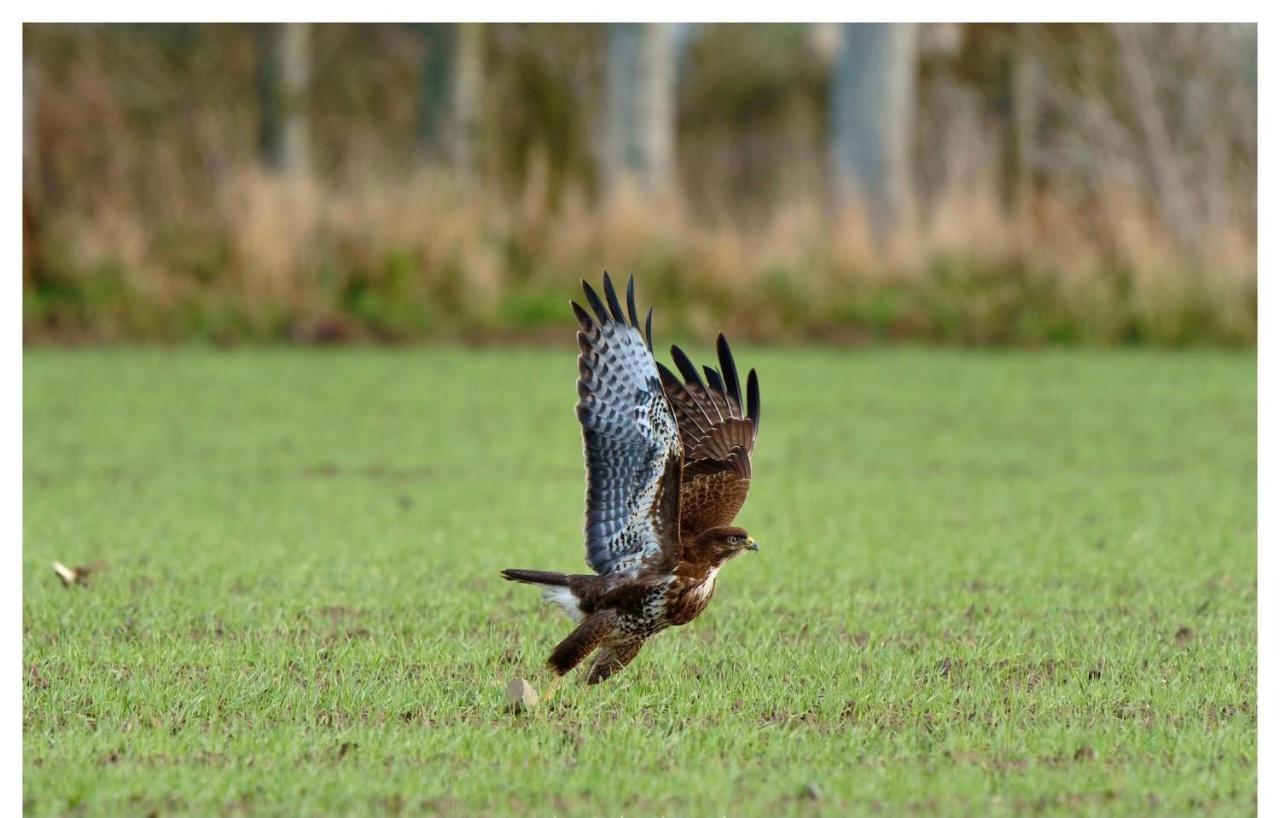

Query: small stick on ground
<box><xmin>52</xmin><ymin>560</ymin><xmax>105</xmax><ymax>587</ymax></box>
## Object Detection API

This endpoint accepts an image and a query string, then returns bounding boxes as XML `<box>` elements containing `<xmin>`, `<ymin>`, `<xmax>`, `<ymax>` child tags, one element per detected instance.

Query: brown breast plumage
<box><xmin>665</xmin><ymin>566</ymin><xmax>720</xmax><ymax>626</ymax></box>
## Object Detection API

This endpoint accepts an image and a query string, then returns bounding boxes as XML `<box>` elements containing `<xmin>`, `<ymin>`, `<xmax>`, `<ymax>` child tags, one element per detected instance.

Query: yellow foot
<box><xmin>541</xmin><ymin>671</ymin><xmax>567</xmax><ymax>701</ymax></box>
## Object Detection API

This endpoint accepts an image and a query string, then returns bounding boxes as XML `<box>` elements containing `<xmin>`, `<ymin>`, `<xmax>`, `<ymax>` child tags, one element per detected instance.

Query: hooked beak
<box><xmin>746</xmin><ymin>538</ymin><xmax>759</xmax><ymax>552</ymax></box>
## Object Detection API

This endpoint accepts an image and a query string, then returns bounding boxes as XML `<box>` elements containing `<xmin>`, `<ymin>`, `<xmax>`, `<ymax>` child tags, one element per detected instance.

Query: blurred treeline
<box><xmin>23</xmin><ymin>23</ymin><xmax>1256</xmax><ymax>345</ymax></box>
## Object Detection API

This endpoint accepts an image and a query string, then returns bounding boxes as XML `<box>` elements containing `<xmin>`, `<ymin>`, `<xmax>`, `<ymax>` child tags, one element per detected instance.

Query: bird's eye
<box><xmin>728</xmin><ymin>535</ymin><xmax>741</xmax><ymax>545</ymax></box>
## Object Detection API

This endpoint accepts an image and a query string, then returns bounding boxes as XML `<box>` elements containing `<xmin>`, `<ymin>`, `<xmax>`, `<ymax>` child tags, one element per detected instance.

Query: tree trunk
<box><xmin>603</xmin><ymin>23</ymin><xmax>676</xmax><ymax>196</ymax></box>
<box><xmin>829</xmin><ymin>23</ymin><xmax>919</xmax><ymax>239</ymax></box>
<box><xmin>418</xmin><ymin>23</ymin><xmax>484</xmax><ymax>176</ymax></box>
<box><xmin>1000</xmin><ymin>25</ymin><xmax>1039</xmax><ymax>216</ymax></box>
<box><xmin>23</xmin><ymin>55</ymin><xmax>40</xmax><ymax>286</ymax></box>
<box><xmin>257</xmin><ymin>23</ymin><xmax>311</xmax><ymax>175</ymax></box>
<box><xmin>417</xmin><ymin>24</ymin><xmax>452</xmax><ymax>161</ymax></box>
<box><xmin>451</xmin><ymin>23</ymin><xmax>484</xmax><ymax>177</ymax></box>
<box><xmin>23</xmin><ymin>56</ymin><xmax>39</xmax><ymax>201</ymax></box>
<box><xmin>1114</xmin><ymin>24</ymin><xmax>1199</xmax><ymax>259</ymax></box>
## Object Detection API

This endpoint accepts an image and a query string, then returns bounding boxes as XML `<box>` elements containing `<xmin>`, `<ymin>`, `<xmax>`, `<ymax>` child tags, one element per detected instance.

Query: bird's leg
<box><xmin>585</xmin><ymin>639</ymin><xmax>645</xmax><ymax>684</ymax></box>
<box><xmin>540</xmin><ymin>670</ymin><xmax>566</xmax><ymax>700</ymax></box>
<box><xmin>538</xmin><ymin>610</ymin><xmax>619</xmax><ymax>700</ymax></box>
<box><xmin>547</xmin><ymin>610</ymin><xmax>616</xmax><ymax>674</ymax></box>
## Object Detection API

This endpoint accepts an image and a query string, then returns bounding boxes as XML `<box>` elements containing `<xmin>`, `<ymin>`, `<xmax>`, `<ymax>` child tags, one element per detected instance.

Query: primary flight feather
<box><xmin>502</xmin><ymin>273</ymin><xmax>761</xmax><ymax>684</ymax></box>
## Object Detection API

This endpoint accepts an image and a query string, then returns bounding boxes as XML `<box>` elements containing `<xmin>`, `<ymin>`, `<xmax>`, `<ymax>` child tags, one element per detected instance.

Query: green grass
<box><xmin>23</xmin><ymin>346</ymin><xmax>1256</xmax><ymax>817</ymax></box>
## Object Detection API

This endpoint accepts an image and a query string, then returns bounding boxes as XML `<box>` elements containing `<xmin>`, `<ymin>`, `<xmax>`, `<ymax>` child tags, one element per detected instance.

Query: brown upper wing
<box><xmin>657</xmin><ymin>335</ymin><xmax>760</xmax><ymax>536</ymax></box>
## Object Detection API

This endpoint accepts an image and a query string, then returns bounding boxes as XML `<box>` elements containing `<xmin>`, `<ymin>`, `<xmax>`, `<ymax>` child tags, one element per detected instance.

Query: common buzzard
<box><xmin>502</xmin><ymin>273</ymin><xmax>761</xmax><ymax>684</ymax></box>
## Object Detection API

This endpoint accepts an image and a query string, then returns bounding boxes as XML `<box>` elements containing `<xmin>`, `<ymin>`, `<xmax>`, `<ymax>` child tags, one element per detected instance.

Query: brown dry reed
<box><xmin>23</xmin><ymin>23</ymin><xmax>1256</xmax><ymax>346</ymax></box>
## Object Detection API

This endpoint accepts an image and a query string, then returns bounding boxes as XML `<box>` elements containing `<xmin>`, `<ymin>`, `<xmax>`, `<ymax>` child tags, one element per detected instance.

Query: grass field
<box><xmin>23</xmin><ymin>346</ymin><xmax>1256</xmax><ymax>817</ymax></box>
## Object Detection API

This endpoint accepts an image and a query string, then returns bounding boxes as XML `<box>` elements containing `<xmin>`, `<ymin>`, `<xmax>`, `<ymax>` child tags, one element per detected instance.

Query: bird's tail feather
<box><xmin>501</xmin><ymin>568</ymin><xmax>570</xmax><ymax>587</ymax></box>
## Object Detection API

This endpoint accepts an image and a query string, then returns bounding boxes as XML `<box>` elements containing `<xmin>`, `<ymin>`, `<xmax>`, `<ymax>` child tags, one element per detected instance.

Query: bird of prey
<box><xmin>502</xmin><ymin>273</ymin><xmax>761</xmax><ymax>684</ymax></box>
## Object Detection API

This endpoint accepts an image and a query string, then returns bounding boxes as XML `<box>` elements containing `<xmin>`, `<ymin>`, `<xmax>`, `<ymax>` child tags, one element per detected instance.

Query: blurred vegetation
<box><xmin>23</xmin><ymin>23</ymin><xmax>1256</xmax><ymax>346</ymax></box>
<box><xmin>22</xmin><ymin>347</ymin><xmax>1257</xmax><ymax>815</ymax></box>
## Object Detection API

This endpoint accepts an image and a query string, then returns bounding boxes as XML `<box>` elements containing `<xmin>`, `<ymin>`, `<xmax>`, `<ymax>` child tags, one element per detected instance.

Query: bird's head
<box><xmin>693</xmin><ymin>525</ymin><xmax>759</xmax><ymax>565</ymax></box>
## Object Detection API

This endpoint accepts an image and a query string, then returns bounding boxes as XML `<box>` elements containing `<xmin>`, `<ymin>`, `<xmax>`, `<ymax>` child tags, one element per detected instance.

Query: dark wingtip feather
<box><xmin>656</xmin><ymin>361</ymin><xmax>679</xmax><ymax>387</ymax></box>
<box><xmin>703</xmin><ymin>365</ymin><xmax>725</xmax><ymax>394</ymax></box>
<box><xmin>702</xmin><ymin>365</ymin><xmax>729</xmax><ymax>419</ymax></box>
<box><xmin>626</xmin><ymin>275</ymin><xmax>640</xmax><ymax>328</ymax></box>
<box><xmin>670</xmin><ymin>345</ymin><xmax>704</xmax><ymax>388</ymax></box>
<box><xmin>602</xmin><ymin>271</ymin><xmax>626</xmax><ymax>322</ymax></box>
<box><xmin>581</xmin><ymin>280</ymin><xmax>611</xmax><ymax>324</ymax></box>
<box><xmin>645</xmin><ymin>306</ymin><xmax>654</xmax><ymax>351</ymax></box>
<box><xmin>746</xmin><ymin>368</ymin><xmax>760</xmax><ymax>430</ymax></box>
<box><xmin>570</xmin><ymin>300</ymin><xmax>594</xmax><ymax>330</ymax></box>
<box><xmin>716</xmin><ymin>334</ymin><xmax>742</xmax><ymax>407</ymax></box>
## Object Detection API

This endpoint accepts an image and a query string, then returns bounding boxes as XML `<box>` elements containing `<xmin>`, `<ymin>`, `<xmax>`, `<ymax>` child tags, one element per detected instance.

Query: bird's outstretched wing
<box><xmin>574</xmin><ymin>273</ymin><xmax>683</xmax><ymax>577</ymax></box>
<box><xmin>657</xmin><ymin>336</ymin><xmax>760</xmax><ymax>535</ymax></box>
